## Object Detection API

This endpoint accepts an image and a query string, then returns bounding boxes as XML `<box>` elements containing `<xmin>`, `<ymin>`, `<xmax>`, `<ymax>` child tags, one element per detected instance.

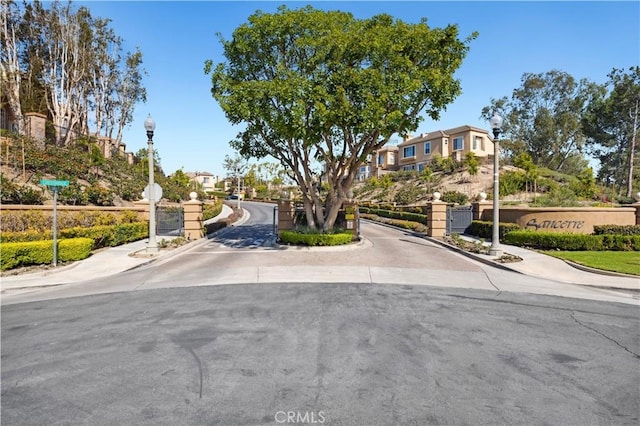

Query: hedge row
<box><xmin>359</xmin><ymin>207</ymin><xmax>426</xmax><ymax>224</ymax></box>
<box><xmin>1</xmin><ymin>222</ymin><xmax>148</xmax><ymax>249</ymax></box>
<box><xmin>202</xmin><ymin>201</ymin><xmax>223</xmax><ymax>221</ymax></box>
<box><xmin>280</xmin><ymin>230</ymin><xmax>353</xmax><ymax>246</ymax></box>
<box><xmin>360</xmin><ymin>213</ymin><xmax>427</xmax><ymax>233</ymax></box>
<box><xmin>593</xmin><ymin>225</ymin><xmax>640</xmax><ymax>235</ymax></box>
<box><xmin>504</xmin><ymin>231</ymin><xmax>640</xmax><ymax>251</ymax></box>
<box><xmin>1</xmin><ymin>209</ymin><xmax>141</xmax><ymax>233</ymax></box>
<box><xmin>465</xmin><ymin>220</ymin><xmax>521</xmax><ymax>240</ymax></box>
<box><xmin>1</xmin><ymin>238</ymin><xmax>94</xmax><ymax>271</ymax></box>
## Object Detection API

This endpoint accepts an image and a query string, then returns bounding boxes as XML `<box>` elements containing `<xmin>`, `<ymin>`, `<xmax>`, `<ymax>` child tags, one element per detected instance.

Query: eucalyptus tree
<box><xmin>582</xmin><ymin>67</ymin><xmax>640</xmax><ymax>197</ymax></box>
<box><xmin>89</xmin><ymin>16</ymin><xmax>121</xmax><ymax>137</ymax></box>
<box><xmin>0</xmin><ymin>0</ymin><xmax>23</xmax><ymax>133</ymax></box>
<box><xmin>207</xmin><ymin>5</ymin><xmax>476</xmax><ymax>230</ymax></box>
<box><xmin>481</xmin><ymin>70</ymin><xmax>604</xmax><ymax>175</ymax></box>
<box><xmin>36</xmin><ymin>1</ymin><xmax>93</xmax><ymax>145</ymax></box>
<box><xmin>108</xmin><ymin>49</ymin><xmax>147</xmax><ymax>144</ymax></box>
<box><xmin>7</xmin><ymin>0</ymin><xmax>146</xmax><ymax>145</ymax></box>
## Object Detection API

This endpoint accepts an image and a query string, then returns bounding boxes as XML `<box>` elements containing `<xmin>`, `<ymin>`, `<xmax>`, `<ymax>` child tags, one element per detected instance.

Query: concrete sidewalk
<box><xmin>435</xmin><ymin>235</ymin><xmax>639</xmax><ymax>291</ymax></box>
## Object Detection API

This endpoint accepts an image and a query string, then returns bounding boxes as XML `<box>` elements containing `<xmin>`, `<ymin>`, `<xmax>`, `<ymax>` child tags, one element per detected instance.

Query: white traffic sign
<box><xmin>143</xmin><ymin>183</ymin><xmax>163</xmax><ymax>200</ymax></box>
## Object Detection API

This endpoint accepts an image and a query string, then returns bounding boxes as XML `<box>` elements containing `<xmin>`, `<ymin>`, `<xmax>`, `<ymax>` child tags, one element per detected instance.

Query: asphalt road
<box><xmin>2</xmin><ymin>202</ymin><xmax>639</xmax><ymax>425</ymax></box>
<box><xmin>2</xmin><ymin>284</ymin><xmax>639</xmax><ymax>425</ymax></box>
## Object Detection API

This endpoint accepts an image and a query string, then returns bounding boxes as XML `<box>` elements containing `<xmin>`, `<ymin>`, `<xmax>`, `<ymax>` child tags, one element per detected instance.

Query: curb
<box><xmin>560</xmin><ymin>259</ymin><xmax>640</xmax><ymax>280</ymax></box>
<box><xmin>420</xmin><ymin>234</ymin><xmax>524</xmax><ymax>274</ymax></box>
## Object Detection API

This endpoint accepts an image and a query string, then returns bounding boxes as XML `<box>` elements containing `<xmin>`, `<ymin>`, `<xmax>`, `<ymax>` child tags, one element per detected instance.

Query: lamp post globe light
<box><xmin>144</xmin><ymin>114</ymin><xmax>158</xmax><ymax>253</ymax></box>
<box><xmin>489</xmin><ymin>112</ymin><xmax>503</xmax><ymax>257</ymax></box>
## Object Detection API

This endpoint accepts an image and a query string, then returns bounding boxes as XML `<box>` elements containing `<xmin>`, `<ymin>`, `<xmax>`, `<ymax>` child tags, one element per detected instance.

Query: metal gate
<box><xmin>156</xmin><ymin>206</ymin><xmax>184</xmax><ymax>236</ymax></box>
<box><xmin>446</xmin><ymin>205</ymin><xmax>473</xmax><ymax>235</ymax></box>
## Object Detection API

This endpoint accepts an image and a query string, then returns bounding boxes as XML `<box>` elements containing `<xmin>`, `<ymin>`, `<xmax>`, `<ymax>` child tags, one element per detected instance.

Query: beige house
<box><xmin>395</xmin><ymin>125</ymin><xmax>495</xmax><ymax>172</ymax></box>
<box><xmin>371</xmin><ymin>145</ymin><xmax>400</xmax><ymax>177</ymax></box>
<box><xmin>368</xmin><ymin>125</ymin><xmax>494</xmax><ymax>177</ymax></box>
<box><xmin>186</xmin><ymin>171</ymin><xmax>218</xmax><ymax>193</ymax></box>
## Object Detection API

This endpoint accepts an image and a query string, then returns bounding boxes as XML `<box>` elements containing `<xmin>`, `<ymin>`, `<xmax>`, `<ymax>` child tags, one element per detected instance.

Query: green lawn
<box><xmin>542</xmin><ymin>251</ymin><xmax>640</xmax><ymax>276</ymax></box>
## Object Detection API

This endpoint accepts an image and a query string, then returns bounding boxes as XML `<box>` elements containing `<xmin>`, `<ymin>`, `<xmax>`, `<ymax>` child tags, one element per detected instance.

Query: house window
<box><xmin>403</xmin><ymin>145</ymin><xmax>416</xmax><ymax>158</ymax></box>
<box><xmin>424</xmin><ymin>142</ymin><xmax>431</xmax><ymax>155</ymax></box>
<box><xmin>453</xmin><ymin>137</ymin><xmax>464</xmax><ymax>151</ymax></box>
<box><xmin>203</xmin><ymin>177</ymin><xmax>210</xmax><ymax>184</ymax></box>
<box><xmin>473</xmin><ymin>136</ymin><xmax>483</xmax><ymax>150</ymax></box>
<box><xmin>378</xmin><ymin>154</ymin><xmax>383</xmax><ymax>165</ymax></box>
<box><xmin>403</xmin><ymin>164</ymin><xmax>416</xmax><ymax>171</ymax></box>
<box><xmin>418</xmin><ymin>163</ymin><xmax>426</xmax><ymax>172</ymax></box>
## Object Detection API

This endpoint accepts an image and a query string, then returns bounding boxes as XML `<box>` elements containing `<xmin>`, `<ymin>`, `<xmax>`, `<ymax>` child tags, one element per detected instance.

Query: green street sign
<box><xmin>40</xmin><ymin>179</ymin><xmax>69</xmax><ymax>187</ymax></box>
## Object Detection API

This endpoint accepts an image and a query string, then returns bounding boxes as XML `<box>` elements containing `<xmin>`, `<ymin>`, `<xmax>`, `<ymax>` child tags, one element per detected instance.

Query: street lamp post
<box><xmin>144</xmin><ymin>114</ymin><xmax>158</xmax><ymax>253</ymax></box>
<box><xmin>489</xmin><ymin>112</ymin><xmax>503</xmax><ymax>257</ymax></box>
<box><xmin>236</xmin><ymin>166</ymin><xmax>241</xmax><ymax>209</ymax></box>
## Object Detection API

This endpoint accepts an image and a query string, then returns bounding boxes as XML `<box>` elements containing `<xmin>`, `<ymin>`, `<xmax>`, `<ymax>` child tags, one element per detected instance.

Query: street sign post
<box><xmin>40</xmin><ymin>179</ymin><xmax>69</xmax><ymax>266</ymax></box>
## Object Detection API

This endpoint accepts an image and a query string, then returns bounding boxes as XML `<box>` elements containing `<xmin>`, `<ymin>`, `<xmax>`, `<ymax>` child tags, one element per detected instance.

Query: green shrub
<box><xmin>86</xmin><ymin>184</ymin><xmax>115</xmax><ymax>206</ymax></box>
<box><xmin>280</xmin><ymin>230</ymin><xmax>353</xmax><ymax>246</ymax></box>
<box><xmin>393</xmin><ymin>184</ymin><xmax>424</xmax><ymax>205</ymax></box>
<box><xmin>1</xmin><ymin>229</ymin><xmax>54</xmax><ymax>243</ymax></box>
<box><xmin>1</xmin><ymin>209</ymin><xmax>144</xmax><ymax>233</ymax></box>
<box><xmin>465</xmin><ymin>220</ymin><xmax>520</xmax><ymax>240</ymax></box>
<box><xmin>593</xmin><ymin>225</ymin><xmax>640</xmax><ymax>235</ymax></box>
<box><xmin>530</xmin><ymin>186</ymin><xmax>580</xmax><ymax>207</ymax></box>
<box><xmin>0</xmin><ymin>238</ymin><xmax>94</xmax><ymax>271</ymax></box>
<box><xmin>58</xmin><ymin>238</ymin><xmax>95</xmax><ymax>262</ymax></box>
<box><xmin>503</xmin><ymin>231</ymin><xmax>640</xmax><ymax>251</ymax></box>
<box><xmin>59</xmin><ymin>223</ymin><xmax>147</xmax><ymax>248</ymax></box>
<box><xmin>616</xmin><ymin>196</ymin><xmax>636</xmax><ymax>205</ymax></box>
<box><xmin>440</xmin><ymin>191</ymin><xmax>469</xmax><ymax>205</ymax></box>
<box><xmin>499</xmin><ymin>170</ymin><xmax>527</xmax><ymax>196</ymax></box>
<box><xmin>359</xmin><ymin>207</ymin><xmax>426</xmax><ymax>224</ymax></box>
<box><xmin>360</xmin><ymin>214</ymin><xmax>427</xmax><ymax>233</ymax></box>
<box><xmin>203</xmin><ymin>201</ymin><xmax>223</xmax><ymax>221</ymax></box>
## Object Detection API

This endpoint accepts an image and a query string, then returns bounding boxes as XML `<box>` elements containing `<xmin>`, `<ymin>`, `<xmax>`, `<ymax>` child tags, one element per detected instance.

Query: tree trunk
<box><xmin>627</xmin><ymin>98</ymin><xmax>638</xmax><ymax>198</ymax></box>
<box><xmin>0</xmin><ymin>3</ymin><xmax>24</xmax><ymax>134</ymax></box>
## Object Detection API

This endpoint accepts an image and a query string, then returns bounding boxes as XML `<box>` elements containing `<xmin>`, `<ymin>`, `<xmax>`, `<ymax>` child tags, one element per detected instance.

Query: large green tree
<box><xmin>481</xmin><ymin>70</ymin><xmax>604</xmax><ymax>175</ymax></box>
<box><xmin>582</xmin><ymin>67</ymin><xmax>640</xmax><ymax>197</ymax></box>
<box><xmin>206</xmin><ymin>5</ymin><xmax>476</xmax><ymax>230</ymax></box>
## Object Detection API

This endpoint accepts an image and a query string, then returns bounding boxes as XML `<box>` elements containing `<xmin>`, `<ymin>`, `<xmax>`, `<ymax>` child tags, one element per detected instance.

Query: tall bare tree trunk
<box><xmin>627</xmin><ymin>97</ymin><xmax>638</xmax><ymax>197</ymax></box>
<box><xmin>0</xmin><ymin>1</ymin><xmax>23</xmax><ymax>134</ymax></box>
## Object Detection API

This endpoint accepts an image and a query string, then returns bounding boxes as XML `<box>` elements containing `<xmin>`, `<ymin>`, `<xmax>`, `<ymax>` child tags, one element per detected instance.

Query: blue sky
<box><xmin>77</xmin><ymin>1</ymin><xmax>639</xmax><ymax>178</ymax></box>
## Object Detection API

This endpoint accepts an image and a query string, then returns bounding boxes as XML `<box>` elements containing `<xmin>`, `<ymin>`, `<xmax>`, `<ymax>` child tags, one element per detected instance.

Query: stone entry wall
<box><xmin>472</xmin><ymin>203</ymin><xmax>639</xmax><ymax>234</ymax></box>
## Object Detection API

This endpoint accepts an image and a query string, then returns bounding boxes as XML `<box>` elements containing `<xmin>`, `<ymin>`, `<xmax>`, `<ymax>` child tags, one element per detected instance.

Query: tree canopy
<box><xmin>582</xmin><ymin>66</ymin><xmax>639</xmax><ymax>197</ymax></box>
<box><xmin>206</xmin><ymin>5</ymin><xmax>476</xmax><ymax>230</ymax></box>
<box><xmin>481</xmin><ymin>70</ymin><xmax>603</xmax><ymax>175</ymax></box>
<box><xmin>1</xmin><ymin>0</ymin><xmax>146</xmax><ymax>145</ymax></box>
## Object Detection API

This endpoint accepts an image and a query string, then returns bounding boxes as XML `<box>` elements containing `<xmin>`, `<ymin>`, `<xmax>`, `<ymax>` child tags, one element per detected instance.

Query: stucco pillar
<box><xmin>426</xmin><ymin>192</ymin><xmax>447</xmax><ymax>238</ymax></box>
<box><xmin>183</xmin><ymin>192</ymin><xmax>203</xmax><ymax>240</ymax></box>
<box><xmin>471</xmin><ymin>192</ymin><xmax>490</xmax><ymax>221</ymax></box>
<box><xmin>277</xmin><ymin>199</ymin><xmax>295</xmax><ymax>237</ymax></box>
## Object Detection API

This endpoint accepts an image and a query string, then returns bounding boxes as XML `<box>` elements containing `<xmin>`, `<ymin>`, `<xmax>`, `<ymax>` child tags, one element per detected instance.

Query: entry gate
<box><xmin>156</xmin><ymin>206</ymin><xmax>184</xmax><ymax>236</ymax></box>
<box><xmin>446</xmin><ymin>205</ymin><xmax>473</xmax><ymax>235</ymax></box>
